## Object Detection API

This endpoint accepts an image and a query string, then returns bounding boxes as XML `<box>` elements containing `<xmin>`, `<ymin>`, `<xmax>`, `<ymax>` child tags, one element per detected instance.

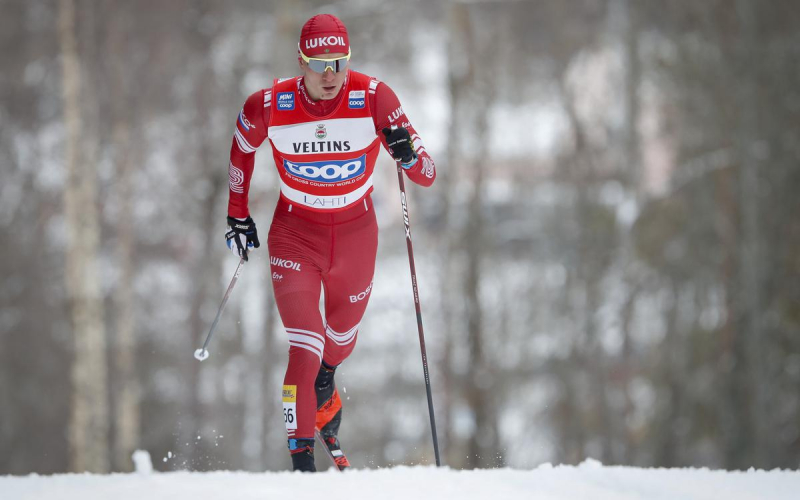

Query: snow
<box><xmin>3</xmin><ymin>460</ymin><xmax>798</xmax><ymax>500</ymax></box>
<box><xmin>130</xmin><ymin>450</ymin><xmax>153</xmax><ymax>475</ymax></box>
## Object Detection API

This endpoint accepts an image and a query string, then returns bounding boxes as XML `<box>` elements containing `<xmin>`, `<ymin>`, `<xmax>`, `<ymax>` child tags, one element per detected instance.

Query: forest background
<box><xmin>1</xmin><ymin>0</ymin><xmax>798</xmax><ymax>474</ymax></box>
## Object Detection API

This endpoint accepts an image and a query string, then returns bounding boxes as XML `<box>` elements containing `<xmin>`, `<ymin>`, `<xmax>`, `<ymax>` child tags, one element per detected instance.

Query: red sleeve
<box><xmin>227</xmin><ymin>89</ymin><xmax>271</xmax><ymax>218</ymax></box>
<box><xmin>371</xmin><ymin>82</ymin><xmax>436</xmax><ymax>187</ymax></box>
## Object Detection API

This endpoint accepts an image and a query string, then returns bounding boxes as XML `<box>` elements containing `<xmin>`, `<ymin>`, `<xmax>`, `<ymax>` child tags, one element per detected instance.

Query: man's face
<box><xmin>299</xmin><ymin>52</ymin><xmax>349</xmax><ymax>101</ymax></box>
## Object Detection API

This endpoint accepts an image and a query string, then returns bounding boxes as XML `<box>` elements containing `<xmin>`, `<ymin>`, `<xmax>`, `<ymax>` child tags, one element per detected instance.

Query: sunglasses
<box><xmin>299</xmin><ymin>47</ymin><xmax>351</xmax><ymax>73</ymax></box>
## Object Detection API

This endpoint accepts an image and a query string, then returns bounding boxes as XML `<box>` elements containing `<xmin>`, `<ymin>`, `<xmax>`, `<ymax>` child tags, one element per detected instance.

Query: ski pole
<box><xmin>396</xmin><ymin>164</ymin><xmax>442</xmax><ymax>467</ymax></box>
<box><xmin>194</xmin><ymin>257</ymin><xmax>245</xmax><ymax>361</ymax></box>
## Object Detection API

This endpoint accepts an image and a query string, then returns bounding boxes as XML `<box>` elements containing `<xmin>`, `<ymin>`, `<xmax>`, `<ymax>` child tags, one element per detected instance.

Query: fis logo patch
<box><xmin>277</xmin><ymin>92</ymin><xmax>295</xmax><ymax>110</ymax></box>
<box><xmin>283</xmin><ymin>154</ymin><xmax>367</xmax><ymax>183</ymax></box>
<box><xmin>348</xmin><ymin>90</ymin><xmax>365</xmax><ymax>109</ymax></box>
<box><xmin>282</xmin><ymin>385</ymin><xmax>297</xmax><ymax>402</ymax></box>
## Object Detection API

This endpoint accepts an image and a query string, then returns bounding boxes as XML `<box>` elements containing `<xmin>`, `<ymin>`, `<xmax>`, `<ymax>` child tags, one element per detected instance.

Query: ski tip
<box><xmin>194</xmin><ymin>348</ymin><xmax>210</xmax><ymax>361</ymax></box>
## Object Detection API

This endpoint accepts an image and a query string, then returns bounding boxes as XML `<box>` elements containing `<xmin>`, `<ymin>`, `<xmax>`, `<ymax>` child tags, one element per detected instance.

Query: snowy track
<box><xmin>3</xmin><ymin>460</ymin><xmax>798</xmax><ymax>500</ymax></box>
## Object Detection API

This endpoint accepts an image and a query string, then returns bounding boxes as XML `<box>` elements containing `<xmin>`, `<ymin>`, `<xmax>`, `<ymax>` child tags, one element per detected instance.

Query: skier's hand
<box><xmin>225</xmin><ymin>216</ymin><xmax>260</xmax><ymax>261</ymax></box>
<box><xmin>382</xmin><ymin>127</ymin><xmax>418</xmax><ymax>169</ymax></box>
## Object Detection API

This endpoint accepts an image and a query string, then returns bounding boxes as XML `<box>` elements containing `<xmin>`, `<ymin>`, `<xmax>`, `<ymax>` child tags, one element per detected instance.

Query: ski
<box><xmin>314</xmin><ymin>429</ymin><xmax>345</xmax><ymax>472</ymax></box>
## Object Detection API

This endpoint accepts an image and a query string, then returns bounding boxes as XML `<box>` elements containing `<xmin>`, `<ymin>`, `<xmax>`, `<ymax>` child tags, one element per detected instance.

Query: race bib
<box><xmin>283</xmin><ymin>385</ymin><xmax>297</xmax><ymax>431</ymax></box>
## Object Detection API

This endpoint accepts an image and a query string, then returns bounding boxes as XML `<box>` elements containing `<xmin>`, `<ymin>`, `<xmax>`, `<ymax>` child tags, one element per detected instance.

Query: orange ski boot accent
<box><xmin>315</xmin><ymin>387</ymin><xmax>342</xmax><ymax>431</ymax></box>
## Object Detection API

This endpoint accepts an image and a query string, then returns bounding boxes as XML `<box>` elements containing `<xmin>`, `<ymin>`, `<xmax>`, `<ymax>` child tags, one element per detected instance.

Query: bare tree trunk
<box><xmin>618</xmin><ymin>282</ymin><xmax>639</xmax><ymax>464</ymax></box>
<box><xmin>185</xmin><ymin>118</ymin><xmax>225</xmax><ymax>470</ymax></box>
<box><xmin>261</xmin><ymin>289</ymin><xmax>279</xmax><ymax>470</ymax></box>
<box><xmin>108</xmin><ymin>3</ymin><xmax>140</xmax><ymax>472</ymax></box>
<box><xmin>464</xmin><ymin>120</ymin><xmax>498</xmax><ymax>468</ymax></box>
<box><xmin>111</xmin><ymin>136</ymin><xmax>139</xmax><ymax>472</ymax></box>
<box><xmin>558</xmin><ymin>71</ymin><xmax>615</xmax><ymax>464</ymax></box>
<box><xmin>59</xmin><ymin>0</ymin><xmax>109</xmax><ymax>473</ymax></box>
<box><xmin>447</xmin><ymin>2</ymin><xmax>501</xmax><ymax>469</ymax></box>
<box><xmin>440</xmin><ymin>0</ymin><xmax>474</xmax><ymax>468</ymax></box>
<box><xmin>180</xmin><ymin>3</ymin><xmax>228</xmax><ymax>468</ymax></box>
<box><xmin>735</xmin><ymin>0</ymin><xmax>768</xmax><ymax>469</ymax></box>
<box><xmin>617</xmin><ymin>0</ymin><xmax>642</xmax><ymax>464</ymax></box>
<box><xmin>554</xmin><ymin>355</ymin><xmax>587</xmax><ymax>464</ymax></box>
<box><xmin>242</xmin><ymin>295</ymin><xmax>264</xmax><ymax>470</ymax></box>
<box><xmin>655</xmin><ymin>282</ymin><xmax>683</xmax><ymax>466</ymax></box>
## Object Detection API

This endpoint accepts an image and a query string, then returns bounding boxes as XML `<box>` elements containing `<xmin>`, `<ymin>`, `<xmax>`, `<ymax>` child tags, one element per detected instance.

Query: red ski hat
<box><xmin>299</xmin><ymin>14</ymin><xmax>349</xmax><ymax>57</ymax></box>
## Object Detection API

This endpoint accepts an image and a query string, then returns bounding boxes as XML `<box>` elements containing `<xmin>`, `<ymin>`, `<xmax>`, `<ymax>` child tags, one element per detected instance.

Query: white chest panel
<box><xmin>268</xmin><ymin>117</ymin><xmax>377</xmax><ymax>156</ymax></box>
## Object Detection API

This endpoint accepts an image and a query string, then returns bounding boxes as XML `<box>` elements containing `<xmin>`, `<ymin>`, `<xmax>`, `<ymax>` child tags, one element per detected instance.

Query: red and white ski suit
<box><xmin>227</xmin><ymin>70</ymin><xmax>435</xmax><ymax>441</ymax></box>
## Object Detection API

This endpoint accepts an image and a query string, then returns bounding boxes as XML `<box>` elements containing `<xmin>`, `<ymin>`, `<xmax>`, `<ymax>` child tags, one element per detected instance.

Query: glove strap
<box><xmin>400</xmin><ymin>154</ymin><xmax>418</xmax><ymax>170</ymax></box>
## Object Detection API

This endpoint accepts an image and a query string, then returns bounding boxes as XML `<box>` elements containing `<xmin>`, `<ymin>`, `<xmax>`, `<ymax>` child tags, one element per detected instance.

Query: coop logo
<box><xmin>277</xmin><ymin>92</ymin><xmax>295</xmax><ymax>110</ymax></box>
<box><xmin>348</xmin><ymin>90</ymin><xmax>365</xmax><ymax>109</ymax></box>
<box><xmin>283</xmin><ymin>154</ymin><xmax>366</xmax><ymax>183</ymax></box>
<box><xmin>349</xmin><ymin>281</ymin><xmax>373</xmax><ymax>303</ymax></box>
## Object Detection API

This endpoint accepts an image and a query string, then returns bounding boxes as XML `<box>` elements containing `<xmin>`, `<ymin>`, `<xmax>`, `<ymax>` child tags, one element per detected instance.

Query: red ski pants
<box><xmin>267</xmin><ymin>195</ymin><xmax>378</xmax><ymax>441</ymax></box>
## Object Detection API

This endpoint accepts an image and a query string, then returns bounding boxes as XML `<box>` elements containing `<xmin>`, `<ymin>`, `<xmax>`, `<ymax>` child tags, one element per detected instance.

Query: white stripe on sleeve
<box><xmin>234</xmin><ymin>128</ymin><xmax>256</xmax><ymax>153</ymax></box>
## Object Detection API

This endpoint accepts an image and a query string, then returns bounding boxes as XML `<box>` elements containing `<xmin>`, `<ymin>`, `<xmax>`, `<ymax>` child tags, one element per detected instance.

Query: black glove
<box><xmin>225</xmin><ymin>216</ymin><xmax>260</xmax><ymax>261</ymax></box>
<box><xmin>382</xmin><ymin>127</ymin><xmax>418</xmax><ymax>169</ymax></box>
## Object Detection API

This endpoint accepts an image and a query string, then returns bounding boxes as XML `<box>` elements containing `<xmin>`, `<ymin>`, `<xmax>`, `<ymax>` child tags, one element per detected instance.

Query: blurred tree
<box><xmin>632</xmin><ymin>0</ymin><xmax>800</xmax><ymax>469</ymax></box>
<box><xmin>58</xmin><ymin>0</ymin><xmax>109</xmax><ymax>473</ymax></box>
<box><xmin>2</xmin><ymin>0</ymin><xmax>798</xmax><ymax>475</ymax></box>
<box><xmin>106</xmin><ymin>0</ymin><xmax>141</xmax><ymax>472</ymax></box>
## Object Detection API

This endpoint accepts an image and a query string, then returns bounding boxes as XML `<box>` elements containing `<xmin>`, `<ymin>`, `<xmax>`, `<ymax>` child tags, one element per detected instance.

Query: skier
<box><xmin>224</xmin><ymin>14</ymin><xmax>436</xmax><ymax>472</ymax></box>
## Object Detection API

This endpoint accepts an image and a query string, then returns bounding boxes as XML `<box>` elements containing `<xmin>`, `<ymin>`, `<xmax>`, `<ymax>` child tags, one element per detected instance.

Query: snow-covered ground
<box><xmin>3</xmin><ymin>458</ymin><xmax>798</xmax><ymax>500</ymax></box>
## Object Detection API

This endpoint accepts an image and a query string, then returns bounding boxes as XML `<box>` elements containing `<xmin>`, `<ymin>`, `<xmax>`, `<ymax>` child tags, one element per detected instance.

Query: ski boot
<box><xmin>315</xmin><ymin>362</ymin><xmax>352</xmax><ymax>470</ymax></box>
<box><xmin>288</xmin><ymin>438</ymin><xmax>316</xmax><ymax>472</ymax></box>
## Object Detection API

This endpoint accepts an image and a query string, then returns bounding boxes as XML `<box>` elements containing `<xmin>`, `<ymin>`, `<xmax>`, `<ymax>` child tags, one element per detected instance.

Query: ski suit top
<box><xmin>227</xmin><ymin>70</ymin><xmax>436</xmax><ymax>218</ymax></box>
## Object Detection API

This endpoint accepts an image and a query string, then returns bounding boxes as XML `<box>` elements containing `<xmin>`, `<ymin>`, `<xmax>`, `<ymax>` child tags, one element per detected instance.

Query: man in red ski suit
<box><xmin>224</xmin><ymin>14</ymin><xmax>436</xmax><ymax>472</ymax></box>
